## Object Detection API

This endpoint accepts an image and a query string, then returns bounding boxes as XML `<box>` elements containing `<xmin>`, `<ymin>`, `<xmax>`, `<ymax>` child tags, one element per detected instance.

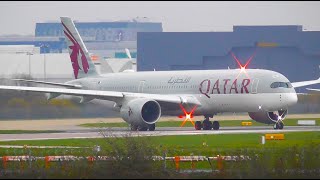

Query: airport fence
<box><xmin>0</xmin><ymin>142</ymin><xmax>319</xmax><ymax>178</ymax></box>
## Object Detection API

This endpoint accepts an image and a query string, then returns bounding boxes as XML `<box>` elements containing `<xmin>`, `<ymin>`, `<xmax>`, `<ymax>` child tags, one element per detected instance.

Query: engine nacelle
<box><xmin>248</xmin><ymin>110</ymin><xmax>288</xmax><ymax>124</ymax></box>
<box><xmin>120</xmin><ymin>98</ymin><xmax>161</xmax><ymax>125</ymax></box>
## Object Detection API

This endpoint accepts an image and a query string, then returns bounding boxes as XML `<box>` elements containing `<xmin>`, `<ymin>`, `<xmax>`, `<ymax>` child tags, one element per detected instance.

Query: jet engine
<box><xmin>248</xmin><ymin>110</ymin><xmax>288</xmax><ymax>124</ymax></box>
<box><xmin>120</xmin><ymin>98</ymin><xmax>161</xmax><ymax>126</ymax></box>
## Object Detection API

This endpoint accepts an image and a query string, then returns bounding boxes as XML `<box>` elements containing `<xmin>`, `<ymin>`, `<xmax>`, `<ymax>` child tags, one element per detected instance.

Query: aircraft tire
<box><xmin>138</xmin><ymin>126</ymin><xmax>148</xmax><ymax>131</ymax></box>
<box><xmin>273</xmin><ymin>123</ymin><xmax>278</xmax><ymax>129</ymax></box>
<box><xmin>279</xmin><ymin>122</ymin><xmax>284</xmax><ymax>129</ymax></box>
<box><xmin>203</xmin><ymin>120</ymin><xmax>212</xmax><ymax>130</ymax></box>
<box><xmin>195</xmin><ymin>121</ymin><xmax>202</xmax><ymax>130</ymax></box>
<box><xmin>131</xmin><ymin>124</ymin><xmax>138</xmax><ymax>131</ymax></box>
<box><xmin>212</xmin><ymin>121</ymin><xmax>220</xmax><ymax>130</ymax></box>
<box><xmin>148</xmin><ymin>124</ymin><xmax>156</xmax><ymax>131</ymax></box>
<box><xmin>274</xmin><ymin>122</ymin><xmax>284</xmax><ymax>130</ymax></box>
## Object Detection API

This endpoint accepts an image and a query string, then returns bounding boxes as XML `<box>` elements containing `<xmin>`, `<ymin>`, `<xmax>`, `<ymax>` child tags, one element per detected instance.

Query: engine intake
<box><xmin>248</xmin><ymin>110</ymin><xmax>288</xmax><ymax>124</ymax></box>
<box><xmin>120</xmin><ymin>98</ymin><xmax>161</xmax><ymax>125</ymax></box>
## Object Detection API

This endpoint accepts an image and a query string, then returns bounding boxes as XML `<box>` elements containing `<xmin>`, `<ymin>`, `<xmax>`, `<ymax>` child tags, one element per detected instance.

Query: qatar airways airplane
<box><xmin>0</xmin><ymin>17</ymin><xmax>319</xmax><ymax>131</ymax></box>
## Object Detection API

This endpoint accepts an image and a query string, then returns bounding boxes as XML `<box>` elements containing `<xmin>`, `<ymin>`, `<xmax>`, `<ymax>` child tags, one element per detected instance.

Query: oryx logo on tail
<box><xmin>62</xmin><ymin>22</ymin><xmax>89</xmax><ymax>79</ymax></box>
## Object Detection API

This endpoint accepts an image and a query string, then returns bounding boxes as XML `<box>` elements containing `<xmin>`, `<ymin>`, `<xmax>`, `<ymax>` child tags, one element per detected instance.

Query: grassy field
<box><xmin>79</xmin><ymin>118</ymin><xmax>320</xmax><ymax>128</ymax></box>
<box><xmin>0</xmin><ymin>130</ymin><xmax>63</xmax><ymax>134</ymax></box>
<box><xmin>0</xmin><ymin>131</ymin><xmax>319</xmax><ymax>156</ymax></box>
<box><xmin>0</xmin><ymin>131</ymin><xmax>319</xmax><ymax>178</ymax></box>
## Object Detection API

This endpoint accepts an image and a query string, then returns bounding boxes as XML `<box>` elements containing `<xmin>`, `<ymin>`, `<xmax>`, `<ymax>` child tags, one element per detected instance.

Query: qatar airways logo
<box><xmin>168</xmin><ymin>76</ymin><xmax>191</xmax><ymax>85</ymax></box>
<box><xmin>199</xmin><ymin>79</ymin><xmax>251</xmax><ymax>98</ymax></box>
<box><xmin>62</xmin><ymin>22</ymin><xmax>89</xmax><ymax>79</ymax></box>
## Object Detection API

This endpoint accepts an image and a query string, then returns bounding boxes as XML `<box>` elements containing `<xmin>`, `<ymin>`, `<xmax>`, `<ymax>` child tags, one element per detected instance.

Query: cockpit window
<box><xmin>270</xmin><ymin>82</ymin><xmax>292</xmax><ymax>88</ymax></box>
<box><xmin>270</xmin><ymin>82</ymin><xmax>280</xmax><ymax>88</ymax></box>
<box><xmin>286</xmin><ymin>82</ymin><xmax>293</xmax><ymax>88</ymax></box>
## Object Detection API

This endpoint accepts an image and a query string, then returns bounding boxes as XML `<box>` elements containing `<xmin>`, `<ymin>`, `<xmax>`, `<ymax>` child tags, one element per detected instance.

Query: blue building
<box><xmin>137</xmin><ymin>25</ymin><xmax>320</xmax><ymax>92</ymax></box>
<box><xmin>34</xmin><ymin>20</ymin><xmax>162</xmax><ymax>57</ymax></box>
<box><xmin>0</xmin><ymin>20</ymin><xmax>163</xmax><ymax>56</ymax></box>
<box><xmin>0</xmin><ymin>37</ymin><xmax>64</xmax><ymax>53</ymax></box>
<box><xmin>35</xmin><ymin>21</ymin><xmax>162</xmax><ymax>41</ymax></box>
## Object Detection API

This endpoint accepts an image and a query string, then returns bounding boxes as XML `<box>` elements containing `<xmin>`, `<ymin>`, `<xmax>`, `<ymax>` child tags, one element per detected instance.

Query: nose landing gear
<box><xmin>274</xmin><ymin>121</ymin><xmax>284</xmax><ymax>129</ymax></box>
<box><xmin>271</xmin><ymin>111</ymin><xmax>286</xmax><ymax>130</ymax></box>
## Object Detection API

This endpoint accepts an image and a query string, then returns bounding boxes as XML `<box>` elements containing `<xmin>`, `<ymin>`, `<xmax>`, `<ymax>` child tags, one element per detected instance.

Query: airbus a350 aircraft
<box><xmin>0</xmin><ymin>17</ymin><xmax>319</xmax><ymax>131</ymax></box>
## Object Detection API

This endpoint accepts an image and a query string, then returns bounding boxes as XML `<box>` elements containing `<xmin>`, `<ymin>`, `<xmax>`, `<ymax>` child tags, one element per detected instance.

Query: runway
<box><xmin>0</xmin><ymin>126</ymin><xmax>319</xmax><ymax>141</ymax></box>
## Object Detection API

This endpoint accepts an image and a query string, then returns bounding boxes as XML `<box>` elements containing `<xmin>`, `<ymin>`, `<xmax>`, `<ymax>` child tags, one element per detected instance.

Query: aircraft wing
<box><xmin>291</xmin><ymin>77</ymin><xmax>320</xmax><ymax>88</ymax></box>
<box><xmin>306</xmin><ymin>88</ymin><xmax>320</xmax><ymax>93</ymax></box>
<box><xmin>0</xmin><ymin>85</ymin><xmax>201</xmax><ymax>106</ymax></box>
<box><xmin>11</xmin><ymin>79</ymin><xmax>82</xmax><ymax>89</ymax></box>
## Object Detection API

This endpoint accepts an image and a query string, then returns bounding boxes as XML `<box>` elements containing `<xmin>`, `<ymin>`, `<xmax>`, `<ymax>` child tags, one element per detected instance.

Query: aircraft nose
<box><xmin>286</xmin><ymin>93</ymin><xmax>298</xmax><ymax>106</ymax></box>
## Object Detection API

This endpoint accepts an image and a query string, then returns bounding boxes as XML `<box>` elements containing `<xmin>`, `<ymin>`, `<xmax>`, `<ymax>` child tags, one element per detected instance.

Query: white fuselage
<box><xmin>68</xmin><ymin>69</ymin><xmax>298</xmax><ymax>116</ymax></box>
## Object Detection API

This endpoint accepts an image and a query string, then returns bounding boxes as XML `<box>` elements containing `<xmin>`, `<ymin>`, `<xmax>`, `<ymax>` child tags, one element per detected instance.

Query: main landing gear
<box><xmin>195</xmin><ymin>116</ymin><xmax>220</xmax><ymax>130</ymax></box>
<box><xmin>130</xmin><ymin>123</ymin><xmax>156</xmax><ymax>131</ymax></box>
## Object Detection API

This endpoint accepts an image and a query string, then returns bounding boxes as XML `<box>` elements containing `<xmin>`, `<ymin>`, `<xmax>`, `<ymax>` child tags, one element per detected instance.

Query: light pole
<box><xmin>26</xmin><ymin>52</ymin><xmax>33</xmax><ymax>77</ymax></box>
<box><xmin>40</xmin><ymin>44</ymin><xmax>49</xmax><ymax>80</ymax></box>
<box><xmin>44</xmin><ymin>52</ymin><xmax>46</xmax><ymax>80</ymax></box>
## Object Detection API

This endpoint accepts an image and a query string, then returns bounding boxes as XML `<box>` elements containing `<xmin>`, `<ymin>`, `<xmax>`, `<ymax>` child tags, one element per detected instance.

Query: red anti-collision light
<box><xmin>231</xmin><ymin>52</ymin><xmax>255</xmax><ymax>78</ymax></box>
<box><xmin>178</xmin><ymin>104</ymin><xmax>197</xmax><ymax>127</ymax></box>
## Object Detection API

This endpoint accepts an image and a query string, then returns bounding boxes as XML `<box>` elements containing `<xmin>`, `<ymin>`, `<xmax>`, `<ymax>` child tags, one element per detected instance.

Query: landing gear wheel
<box><xmin>148</xmin><ymin>124</ymin><xmax>156</xmax><ymax>131</ymax></box>
<box><xmin>138</xmin><ymin>126</ymin><xmax>148</xmax><ymax>131</ymax></box>
<box><xmin>273</xmin><ymin>123</ymin><xmax>278</xmax><ymax>129</ymax></box>
<box><xmin>195</xmin><ymin>121</ymin><xmax>202</xmax><ymax>130</ymax></box>
<box><xmin>212</xmin><ymin>121</ymin><xmax>220</xmax><ymax>130</ymax></box>
<box><xmin>279</xmin><ymin>122</ymin><xmax>284</xmax><ymax>129</ymax></box>
<box><xmin>131</xmin><ymin>124</ymin><xmax>138</xmax><ymax>131</ymax></box>
<box><xmin>203</xmin><ymin>120</ymin><xmax>212</xmax><ymax>130</ymax></box>
<box><xmin>274</xmin><ymin>122</ymin><xmax>284</xmax><ymax>130</ymax></box>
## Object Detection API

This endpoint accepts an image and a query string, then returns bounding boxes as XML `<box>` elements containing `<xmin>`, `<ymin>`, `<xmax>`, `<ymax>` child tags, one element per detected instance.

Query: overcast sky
<box><xmin>1</xmin><ymin>1</ymin><xmax>320</xmax><ymax>36</ymax></box>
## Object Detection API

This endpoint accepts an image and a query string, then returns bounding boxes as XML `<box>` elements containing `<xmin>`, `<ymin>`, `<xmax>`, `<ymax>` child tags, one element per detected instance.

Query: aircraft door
<box><xmin>251</xmin><ymin>78</ymin><xmax>259</xmax><ymax>94</ymax></box>
<box><xmin>138</xmin><ymin>81</ymin><xmax>145</xmax><ymax>93</ymax></box>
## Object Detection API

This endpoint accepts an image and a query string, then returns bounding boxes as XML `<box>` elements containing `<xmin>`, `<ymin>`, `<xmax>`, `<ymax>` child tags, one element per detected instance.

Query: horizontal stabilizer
<box><xmin>12</xmin><ymin>79</ymin><xmax>82</xmax><ymax>89</ymax></box>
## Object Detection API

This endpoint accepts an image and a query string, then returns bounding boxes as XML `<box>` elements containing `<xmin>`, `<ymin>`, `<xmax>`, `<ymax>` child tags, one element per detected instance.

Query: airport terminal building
<box><xmin>137</xmin><ymin>25</ymin><xmax>320</xmax><ymax>92</ymax></box>
<box><xmin>0</xmin><ymin>19</ymin><xmax>162</xmax><ymax>80</ymax></box>
<box><xmin>0</xmin><ymin>19</ymin><xmax>163</xmax><ymax>58</ymax></box>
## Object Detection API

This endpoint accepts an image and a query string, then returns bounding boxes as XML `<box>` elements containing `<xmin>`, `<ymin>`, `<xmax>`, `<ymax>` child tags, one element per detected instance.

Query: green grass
<box><xmin>0</xmin><ymin>130</ymin><xmax>63</xmax><ymax>134</ymax></box>
<box><xmin>0</xmin><ymin>132</ymin><xmax>319</xmax><ymax>178</ymax></box>
<box><xmin>79</xmin><ymin>118</ymin><xmax>320</xmax><ymax>128</ymax></box>
<box><xmin>0</xmin><ymin>131</ymin><xmax>319</xmax><ymax>156</ymax></box>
